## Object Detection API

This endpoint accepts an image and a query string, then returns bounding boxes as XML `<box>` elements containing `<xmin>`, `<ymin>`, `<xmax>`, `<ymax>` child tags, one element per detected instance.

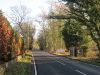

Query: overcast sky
<box><xmin>0</xmin><ymin>0</ymin><xmax>58</xmax><ymax>38</ymax></box>
<box><xmin>0</xmin><ymin>0</ymin><xmax>52</xmax><ymax>17</ymax></box>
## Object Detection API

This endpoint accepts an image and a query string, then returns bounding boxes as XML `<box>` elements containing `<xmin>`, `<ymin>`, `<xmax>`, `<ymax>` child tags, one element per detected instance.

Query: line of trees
<box><xmin>37</xmin><ymin>2</ymin><xmax>66</xmax><ymax>52</ymax></box>
<box><xmin>60</xmin><ymin>0</ymin><xmax>100</xmax><ymax>52</ymax></box>
<box><xmin>38</xmin><ymin>1</ymin><xmax>100</xmax><ymax>57</ymax></box>
<box><xmin>0</xmin><ymin>10</ymin><xmax>24</xmax><ymax>61</ymax></box>
<box><xmin>0</xmin><ymin>5</ymin><xmax>36</xmax><ymax>62</ymax></box>
<box><xmin>10</xmin><ymin>5</ymin><xmax>35</xmax><ymax>50</ymax></box>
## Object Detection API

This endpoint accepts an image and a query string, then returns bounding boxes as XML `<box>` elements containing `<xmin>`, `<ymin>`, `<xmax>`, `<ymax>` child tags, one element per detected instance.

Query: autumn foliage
<box><xmin>0</xmin><ymin>12</ymin><xmax>24</xmax><ymax>61</ymax></box>
<box><xmin>12</xmin><ymin>32</ymin><xmax>24</xmax><ymax>56</ymax></box>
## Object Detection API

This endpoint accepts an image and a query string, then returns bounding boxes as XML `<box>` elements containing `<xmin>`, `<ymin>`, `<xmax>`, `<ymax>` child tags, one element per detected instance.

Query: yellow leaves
<box><xmin>12</xmin><ymin>33</ymin><xmax>23</xmax><ymax>56</ymax></box>
<box><xmin>0</xmin><ymin>14</ymin><xmax>24</xmax><ymax>60</ymax></box>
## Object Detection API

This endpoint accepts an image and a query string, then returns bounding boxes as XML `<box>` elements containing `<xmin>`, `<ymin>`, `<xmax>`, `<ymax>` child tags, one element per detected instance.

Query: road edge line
<box><xmin>32</xmin><ymin>54</ymin><xmax>38</xmax><ymax>75</ymax></box>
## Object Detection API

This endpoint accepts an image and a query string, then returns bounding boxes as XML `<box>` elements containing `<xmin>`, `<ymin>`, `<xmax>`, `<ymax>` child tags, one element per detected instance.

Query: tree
<box><xmin>10</xmin><ymin>5</ymin><xmax>36</xmax><ymax>50</ymax></box>
<box><xmin>0</xmin><ymin>10</ymin><xmax>26</xmax><ymax>61</ymax></box>
<box><xmin>60</xmin><ymin>0</ymin><xmax>100</xmax><ymax>54</ymax></box>
<box><xmin>37</xmin><ymin>2</ymin><xmax>66</xmax><ymax>51</ymax></box>
<box><xmin>38</xmin><ymin>31</ymin><xmax>46</xmax><ymax>50</ymax></box>
<box><xmin>48</xmin><ymin>0</ymin><xmax>100</xmax><ymax>56</ymax></box>
<box><xmin>13</xmin><ymin>22</ymin><xmax>35</xmax><ymax>50</ymax></box>
<box><xmin>12</xmin><ymin>31</ymin><xmax>23</xmax><ymax>56</ymax></box>
<box><xmin>9</xmin><ymin>5</ymin><xmax>31</xmax><ymax>37</ymax></box>
<box><xmin>62</xmin><ymin>19</ymin><xmax>91</xmax><ymax>56</ymax></box>
<box><xmin>0</xmin><ymin>10</ymin><xmax>13</xmax><ymax>61</ymax></box>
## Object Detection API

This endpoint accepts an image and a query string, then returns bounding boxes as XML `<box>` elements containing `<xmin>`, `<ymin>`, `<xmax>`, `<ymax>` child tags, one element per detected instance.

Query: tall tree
<box><xmin>38</xmin><ymin>2</ymin><xmax>66</xmax><ymax>51</ymax></box>
<box><xmin>61</xmin><ymin>0</ymin><xmax>100</xmax><ymax>53</ymax></box>
<box><xmin>0</xmin><ymin>10</ymin><xmax>13</xmax><ymax>61</ymax></box>
<box><xmin>48</xmin><ymin>0</ymin><xmax>100</xmax><ymax>55</ymax></box>
<box><xmin>13</xmin><ymin>22</ymin><xmax>35</xmax><ymax>50</ymax></box>
<box><xmin>9</xmin><ymin>5</ymin><xmax>31</xmax><ymax>37</ymax></box>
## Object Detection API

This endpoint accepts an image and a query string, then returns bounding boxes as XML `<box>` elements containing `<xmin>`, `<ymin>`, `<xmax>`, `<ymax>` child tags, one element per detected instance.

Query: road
<box><xmin>32</xmin><ymin>50</ymin><xmax>100</xmax><ymax>75</ymax></box>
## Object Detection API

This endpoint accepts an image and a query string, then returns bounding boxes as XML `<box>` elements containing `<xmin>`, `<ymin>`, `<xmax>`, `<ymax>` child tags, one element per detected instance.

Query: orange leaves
<box><xmin>0</xmin><ymin>14</ymin><xmax>24</xmax><ymax>61</ymax></box>
<box><xmin>12</xmin><ymin>33</ymin><xmax>24</xmax><ymax>56</ymax></box>
<box><xmin>0</xmin><ymin>15</ymin><xmax>12</xmax><ymax>53</ymax></box>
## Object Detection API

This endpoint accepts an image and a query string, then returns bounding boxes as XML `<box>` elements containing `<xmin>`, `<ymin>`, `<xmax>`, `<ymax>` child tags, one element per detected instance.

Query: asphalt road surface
<box><xmin>31</xmin><ymin>50</ymin><xmax>100</xmax><ymax>75</ymax></box>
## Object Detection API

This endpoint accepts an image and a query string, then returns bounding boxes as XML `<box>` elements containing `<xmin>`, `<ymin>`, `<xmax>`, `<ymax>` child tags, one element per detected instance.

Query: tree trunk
<box><xmin>74</xmin><ymin>47</ymin><xmax>77</xmax><ymax>57</ymax></box>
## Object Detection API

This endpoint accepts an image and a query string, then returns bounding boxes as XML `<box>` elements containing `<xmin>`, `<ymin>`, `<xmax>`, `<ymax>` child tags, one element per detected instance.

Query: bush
<box><xmin>81</xmin><ymin>46</ymin><xmax>88</xmax><ymax>57</ymax></box>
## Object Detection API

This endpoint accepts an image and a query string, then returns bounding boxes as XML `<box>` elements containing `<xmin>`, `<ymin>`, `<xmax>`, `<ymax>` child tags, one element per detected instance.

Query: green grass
<box><xmin>6</xmin><ymin>50</ymin><xmax>32</xmax><ymax>75</ymax></box>
<box><xmin>6</xmin><ymin>62</ymin><xmax>31</xmax><ymax>75</ymax></box>
<box><xmin>66</xmin><ymin>56</ymin><xmax>100</xmax><ymax>66</ymax></box>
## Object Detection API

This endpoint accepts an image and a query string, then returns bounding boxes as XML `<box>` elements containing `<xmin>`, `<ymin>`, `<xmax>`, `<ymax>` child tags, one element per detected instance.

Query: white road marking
<box><xmin>75</xmin><ymin>70</ymin><xmax>87</xmax><ymax>75</ymax></box>
<box><xmin>56</xmin><ymin>60</ymin><xmax>66</xmax><ymax>66</ymax></box>
<box><xmin>32</xmin><ymin>54</ymin><xmax>38</xmax><ymax>75</ymax></box>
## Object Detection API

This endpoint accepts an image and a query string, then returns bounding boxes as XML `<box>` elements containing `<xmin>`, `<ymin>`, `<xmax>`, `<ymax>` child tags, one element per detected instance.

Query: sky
<box><xmin>0</xmin><ymin>0</ymin><xmax>52</xmax><ymax>18</ymax></box>
<box><xmin>0</xmin><ymin>0</ymin><xmax>58</xmax><ymax>38</ymax></box>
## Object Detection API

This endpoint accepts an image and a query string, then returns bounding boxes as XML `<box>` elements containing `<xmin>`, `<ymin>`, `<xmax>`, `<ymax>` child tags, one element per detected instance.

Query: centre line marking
<box><xmin>75</xmin><ymin>70</ymin><xmax>87</xmax><ymax>75</ymax></box>
<box><xmin>56</xmin><ymin>60</ymin><xmax>66</xmax><ymax>66</ymax></box>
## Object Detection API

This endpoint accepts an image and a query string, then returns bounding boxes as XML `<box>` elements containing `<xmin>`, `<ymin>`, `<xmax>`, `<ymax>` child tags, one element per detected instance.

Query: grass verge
<box><xmin>67</xmin><ymin>57</ymin><xmax>100</xmax><ymax>66</ymax></box>
<box><xmin>6</xmin><ymin>50</ymin><xmax>32</xmax><ymax>75</ymax></box>
<box><xmin>78</xmin><ymin>58</ymin><xmax>100</xmax><ymax>66</ymax></box>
